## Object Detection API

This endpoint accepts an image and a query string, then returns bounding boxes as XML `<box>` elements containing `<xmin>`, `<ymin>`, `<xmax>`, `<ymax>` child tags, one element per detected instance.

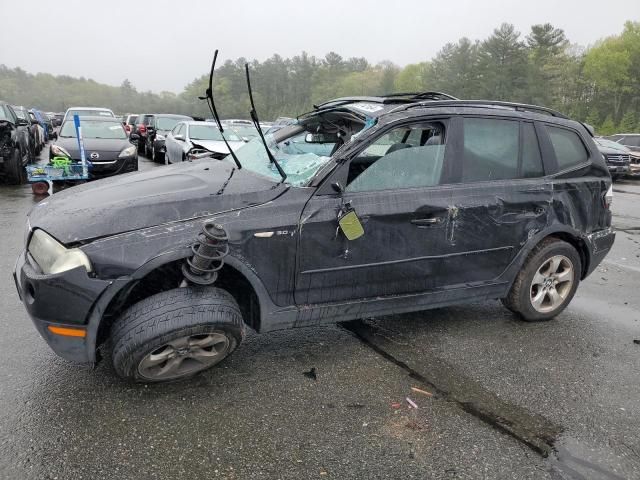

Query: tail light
<box><xmin>604</xmin><ymin>184</ymin><xmax>613</xmax><ymax>209</ymax></box>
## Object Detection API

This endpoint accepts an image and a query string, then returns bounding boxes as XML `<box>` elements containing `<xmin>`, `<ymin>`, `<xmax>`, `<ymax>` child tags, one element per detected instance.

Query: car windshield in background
<box><xmin>234</xmin><ymin>134</ymin><xmax>335</xmax><ymax>187</ymax></box>
<box><xmin>156</xmin><ymin>117</ymin><xmax>185</xmax><ymax>130</ymax></box>
<box><xmin>230</xmin><ymin>126</ymin><xmax>261</xmax><ymax>140</ymax></box>
<box><xmin>189</xmin><ymin>124</ymin><xmax>240</xmax><ymax>142</ymax></box>
<box><xmin>60</xmin><ymin>120</ymin><xmax>126</xmax><ymax>139</ymax></box>
<box><xmin>67</xmin><ymin>109</ymin><xmax>113</xmax><ymax>118</ymax></box>
<box><xmin>13</xmin><ymin>109</ymin><xmax>27</xmax><ymax>120</ymax></box>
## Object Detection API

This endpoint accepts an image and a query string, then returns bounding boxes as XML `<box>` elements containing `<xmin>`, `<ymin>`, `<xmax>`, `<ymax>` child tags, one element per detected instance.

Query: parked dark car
<box><xmin>594</xmin><ymin>137</ymin><xmax>631</xmax><ymax>180</ymax></box>
<box><xmin>30</xmin><ymin>109</ymin><xmax>56</xmax><ymax>142</ymax></box>
<box><xmin>606</xmin><ymin>133</ymin><xmax>640</xmax><ymax>177</ymax></box>
<box><xmin>0</xmin><ymin>101</ymin><xmax>31</xmax><ymax>184</ymax></box>
<box><xmin>11</xmin><ymin>105</ymin><xmax>38</xmax><ymax>160</ymax></box>
<box><xmin>52</xmin><ymin>113</ymin><xmax>64</xmax><ymax>127</ymax></box>
<box><xmin>146</xmin><ymin>114</ymin><xmax>193</xmax><ymax>163</ymax></box>
<box><xmin>132</xmin><ymin>114</ymin><xmax>154</xmax><ymax>154</ymax></box>
<box><xmin>14</xmin><ymin>94</ymin><xmax>615</xmax><ymax>383</ymax></box>
<box><xmin>50</xmin><ymin>116</ymin><xmax>138</xmax><ymax>179</ymax></box>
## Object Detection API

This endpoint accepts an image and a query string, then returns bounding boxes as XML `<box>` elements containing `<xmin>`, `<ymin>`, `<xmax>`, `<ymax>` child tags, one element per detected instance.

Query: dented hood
<box><xmin>28</xmin><ymin>159</ymin><xmax>285</xmax><ymax>244</ymax></box>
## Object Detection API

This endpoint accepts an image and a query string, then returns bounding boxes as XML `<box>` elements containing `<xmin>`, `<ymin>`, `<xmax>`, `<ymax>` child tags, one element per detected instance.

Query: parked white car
<box><xmin>164</xmin><ymin>121</ymin><xmax>245</xmax><ymax>163</ymax></box>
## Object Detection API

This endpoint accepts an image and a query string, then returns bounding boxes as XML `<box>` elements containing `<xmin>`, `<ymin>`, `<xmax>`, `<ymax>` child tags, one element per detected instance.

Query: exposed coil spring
<box><xmin>182</xmin><ymin>223</ymin><xmax>229</xmax><ymax>285</ymax></box>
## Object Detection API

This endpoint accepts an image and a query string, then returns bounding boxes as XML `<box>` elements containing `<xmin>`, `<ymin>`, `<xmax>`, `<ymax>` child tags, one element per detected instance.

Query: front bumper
<box><xmin>13</xmin><ymin>250</ymin><xmax>110</xmax><ymax>363</ymax></box>
<box><xmin>607</xmin><ymin>164</ymin><xmax>630</xmax><ymax>176</ymax></box>
<box><xmin>90</xmin><ymin>155</ymin><xmax>138</xmax><ymax>179</ymax></box>
<box><xmin>153</xmin><ymin>138</ymin><xmax>166</xmax><ymax>153</ymax></box>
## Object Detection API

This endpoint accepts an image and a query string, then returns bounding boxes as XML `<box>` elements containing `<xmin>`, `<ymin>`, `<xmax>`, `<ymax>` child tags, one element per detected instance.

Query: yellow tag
<box><xmin>338</xmin><ymin>210</ymin><xmax>365</xmax><ymax>240</ymax></box>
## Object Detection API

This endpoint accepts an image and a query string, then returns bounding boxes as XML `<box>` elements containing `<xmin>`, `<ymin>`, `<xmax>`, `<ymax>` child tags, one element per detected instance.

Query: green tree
<box><xmin>477</xmin><ymin>23</ymin><xmax>528</xmax><ymax>100</ymax></box>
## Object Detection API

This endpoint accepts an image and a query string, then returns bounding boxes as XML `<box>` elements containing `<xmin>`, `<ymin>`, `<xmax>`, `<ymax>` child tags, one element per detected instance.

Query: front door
<box><xmin>295</xmin><ymin>119</ymin><xmax>454</xmax><ymax>305</ymax></box>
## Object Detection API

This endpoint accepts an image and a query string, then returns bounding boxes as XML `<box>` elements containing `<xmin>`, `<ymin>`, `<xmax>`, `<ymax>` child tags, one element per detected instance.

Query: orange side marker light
<box><xmin>47</xmin><ymin>325</ymin><xmax>86</xmax><ymax>338</ymax></box>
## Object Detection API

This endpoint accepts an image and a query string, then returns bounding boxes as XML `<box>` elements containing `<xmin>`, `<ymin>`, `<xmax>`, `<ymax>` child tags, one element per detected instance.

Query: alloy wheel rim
<box><xmin>138</xmin><ymin>332</ymin><xmax>230</xmax><ymax>380</ymax></box>
<box><xmin>529</xmin><ymin>255</ymin><xmax>574</xmax><ymax>313</ymax></box>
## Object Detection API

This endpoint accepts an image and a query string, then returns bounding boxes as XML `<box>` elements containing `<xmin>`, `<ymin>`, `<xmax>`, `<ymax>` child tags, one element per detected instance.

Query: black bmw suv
<box><xmin>14</xmin><ymin>94</ymin><xmax>615</xmax><ymax>382</ymax></box>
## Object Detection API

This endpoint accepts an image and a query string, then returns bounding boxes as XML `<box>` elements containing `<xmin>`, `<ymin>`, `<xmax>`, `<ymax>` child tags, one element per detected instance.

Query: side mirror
<box><xmin>130</xmin><ymin>133</ymin><xmax>140</xmax><ymax>142</ymax></box>
<box><xmin>331</xmin><ymin>181</ymin><xmax>344</xmax><ymax>194</ymax></box>
<box><xmin>174</xmin><ymin>134</ymin><xmax>185</xmax><ymax>142</ymax></box>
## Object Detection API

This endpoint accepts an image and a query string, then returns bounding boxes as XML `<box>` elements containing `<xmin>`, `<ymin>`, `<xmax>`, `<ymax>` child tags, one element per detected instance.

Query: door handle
<box><xmin>411</xmin><ymin>217</ymin><xmax>442</xmax><ymax>225</ymax></box>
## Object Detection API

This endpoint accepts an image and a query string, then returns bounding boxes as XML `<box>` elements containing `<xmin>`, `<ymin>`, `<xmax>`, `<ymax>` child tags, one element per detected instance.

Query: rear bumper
<box><xmin>13</xmin><ymin>250</ymin><xmax>110</xmax><ymax>363</ymax></box>
<box><xmin>584</xmin><ymin>227</ymin><xmax>615</xmax><ymax>278</ymax></box>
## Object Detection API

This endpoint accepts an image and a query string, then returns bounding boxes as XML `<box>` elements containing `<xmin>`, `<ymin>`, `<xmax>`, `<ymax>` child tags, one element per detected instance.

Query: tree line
<box><xmin>1</xmin><ymin>21</ymin><xmax>638</xmax><ymax>135</ymax></box>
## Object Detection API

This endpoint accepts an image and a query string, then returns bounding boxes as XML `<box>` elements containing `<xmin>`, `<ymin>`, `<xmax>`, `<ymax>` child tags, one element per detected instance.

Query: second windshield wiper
<box><xmin>244</xmin><ymin>63</ymin><xmax>286</xmax><ymax>182</ymax></box>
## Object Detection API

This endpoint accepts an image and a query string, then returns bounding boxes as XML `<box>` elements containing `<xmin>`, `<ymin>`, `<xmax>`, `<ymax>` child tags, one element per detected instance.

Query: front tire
<box><xmin>110</xmin><ymin>287</ymin><xmax>245</xmax><ymax>383</ymax></box>
<box><xmin>5</xmin><ymin>148</ymin><xmax>26</xmax><ymax>185</ymax></box>
<box><xmin>502</xmin><ymin>238</ymin><xmax>581</xmax><ymax>322</ymax></box>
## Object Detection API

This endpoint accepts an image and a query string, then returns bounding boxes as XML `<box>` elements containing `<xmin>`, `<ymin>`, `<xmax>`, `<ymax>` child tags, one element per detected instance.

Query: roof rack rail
<box><xmin>381</xmin><ymin>91</ymin><xmax>459</xmax><ymax>100</ymax></box>
<box><xmin>399</xmin><ymin>100</ymin><xmax>568</xmax><ymax>118</ymax></box>
<box><xmin>314</xmin><ymin>91</ymin><xmax>459</xmax><ymax>109</ymax></box>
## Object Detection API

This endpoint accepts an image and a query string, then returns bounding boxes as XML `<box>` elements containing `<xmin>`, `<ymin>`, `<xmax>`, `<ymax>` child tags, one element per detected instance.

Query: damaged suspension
<box><xmin>182</xmin><ymin>223</ymin><xmax>229</xmax><ymax>285</ymax></box>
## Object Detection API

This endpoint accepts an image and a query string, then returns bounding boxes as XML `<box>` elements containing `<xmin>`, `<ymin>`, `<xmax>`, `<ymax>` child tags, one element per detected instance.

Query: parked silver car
<box><xmin>164</xmin><ymin>121</ymin><xmax>245</xmax><ymax>163</ymax></box>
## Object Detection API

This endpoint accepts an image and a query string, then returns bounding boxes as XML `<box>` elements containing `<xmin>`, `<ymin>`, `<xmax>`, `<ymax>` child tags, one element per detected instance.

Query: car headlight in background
<box><xmin>50</xmin><ymin>144</ymin><xmax>70</xmax><ymax>157</ymax></box>
<box><xmin>28</xmin><ymin>229</ymin><xmax>92</xmax><ymax>275</ymax></box>
<box><xmin>156</xmin><ymin>134</ymin><xmax>165</xmax><ymax>141</ymax></box>
<box><xmin>118</xmin><ymin>145</ymin><xmax>137</xmax><ymax>158</ymax></box>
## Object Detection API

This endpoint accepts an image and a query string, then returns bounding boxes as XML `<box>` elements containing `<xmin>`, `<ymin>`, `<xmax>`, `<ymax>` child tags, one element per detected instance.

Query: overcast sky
<box><xmin>1</xmin><ymin>0</ymin><xmax>638</xmax><ymax>93</ymax></box>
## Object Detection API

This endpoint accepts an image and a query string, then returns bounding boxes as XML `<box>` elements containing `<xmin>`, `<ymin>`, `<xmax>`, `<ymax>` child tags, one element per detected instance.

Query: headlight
<box><xmin>50</xmin><ymin>144</ymin><xmax>70</xmax><ymax>158</ymax></box>
<box><xmin>118</xmin><ymin>145</ymin><xmax>137</xmax><ymax>158</ymax></box>
<box><xmin>28</xmin><ymin>229</ymin><xmax>92</xmax><ymax>275</ymax></box>
<box><xmin>156</xmin><ymin>134</ymin><xmax>165</xmax><ymax>141</ymax></box>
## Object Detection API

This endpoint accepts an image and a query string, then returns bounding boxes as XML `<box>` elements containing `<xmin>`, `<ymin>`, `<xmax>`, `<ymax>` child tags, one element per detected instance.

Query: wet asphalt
<box><xmin>0</xmin><ymin>152</ymin><xmax>639</xmax><ymax>479</ymax></box>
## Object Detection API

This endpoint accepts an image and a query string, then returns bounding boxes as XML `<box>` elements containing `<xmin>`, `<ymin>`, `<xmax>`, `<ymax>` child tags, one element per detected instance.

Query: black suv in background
<box><xmin>0</xmin><ymin>101</ymin><xmax>31</xmax><ymax>184</ymax></box>
<box><xmin>14</xmin><ymin>95</ymin><xmax>615</xmax><ymax>383</ymax></box>
<box><xmin>146</xmin><ymin>114</ymin><xmax>193</xmax><ymax>163</ymax></box>
<box><xmin>132</xmin><ymin>114</ymin><xmax>154</xmax><ymax>155</ymax></box>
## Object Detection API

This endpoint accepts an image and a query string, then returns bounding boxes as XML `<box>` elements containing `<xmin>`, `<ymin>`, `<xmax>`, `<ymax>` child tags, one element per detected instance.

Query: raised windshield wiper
<box><xmin>199</xmin><ymin>50</ymin><xmax>242</xmax><ymax>169</ymax></box>
<box><xmin>244</xmin><ymin>63</ymin><xmax>286</xmax><ymax>182</ymax></box>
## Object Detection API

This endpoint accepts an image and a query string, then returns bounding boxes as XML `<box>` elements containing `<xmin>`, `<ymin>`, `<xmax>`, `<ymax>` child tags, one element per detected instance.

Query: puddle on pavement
<box><xmin>548</xmin><ymin>436</ymin><xmax>632</xmax><ymax>480</ymax></box>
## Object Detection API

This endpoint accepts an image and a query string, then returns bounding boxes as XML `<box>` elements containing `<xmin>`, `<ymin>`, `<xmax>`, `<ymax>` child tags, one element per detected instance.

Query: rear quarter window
<box><xmin>546</xmin><ymin>125</ymin><xmax>589</xmax><ymax>170</ymax></box>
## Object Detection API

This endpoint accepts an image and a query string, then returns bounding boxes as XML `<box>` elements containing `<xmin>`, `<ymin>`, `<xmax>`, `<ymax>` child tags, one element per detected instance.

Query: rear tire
<box><xmin>110</xmin><ymin>286</ymin><xmax>245</xmax><ymax>383</ymax></box>
<box><xmin>502</xmin><ymin>238</ymin><xmax>581</xmax><ymax>322</ymax></box>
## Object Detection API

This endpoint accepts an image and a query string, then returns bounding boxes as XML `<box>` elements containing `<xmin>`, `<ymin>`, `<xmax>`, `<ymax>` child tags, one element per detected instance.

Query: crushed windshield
<box><xmin>60</xmin><ymin>120</ymin><xmax>126</xmax><ymax>139</ymax></box>
<box><xmin>233</xmin><ymin>134</ymin><xmax>335</xmax><ymax>187</ymax></box>
<box><xmin>190</xmin><ymin>124</ymin><xmax>240</xmax><ymax>142</ymax></box>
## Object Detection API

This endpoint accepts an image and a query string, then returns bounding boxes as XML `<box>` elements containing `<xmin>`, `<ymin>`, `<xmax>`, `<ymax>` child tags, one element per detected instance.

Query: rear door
<box><xmin>430</xmin><ymin>116</ymin><xmax>552</xmax><ymax>287</ymax></box>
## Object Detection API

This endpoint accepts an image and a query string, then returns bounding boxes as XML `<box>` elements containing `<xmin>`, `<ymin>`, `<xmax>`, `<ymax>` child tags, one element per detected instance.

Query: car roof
<box><xmin>62</xmin><ymin>115</ymin><xmax>122</xmax><ymax>123</ymax></box>
<box><xmin>186</xmin><ymin>120</ymin><xmax>219</xmax><ymax>126</ymax></box>
<box><xmin>66</xmin><ymin>107</ymin><xmax>113</xmax><ymax>112</ymax></box>
<box><xmin>154</xmin><ymin>114</ymin><xmax>192</xmax><ymax>119</ymax></box>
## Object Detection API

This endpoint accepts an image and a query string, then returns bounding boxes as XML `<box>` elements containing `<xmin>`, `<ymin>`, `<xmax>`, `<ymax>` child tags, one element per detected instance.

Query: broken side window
<box><xmin>345</xmin><ymin>123</ymin><xmax>446</xmax><ymax>192</ymax></box>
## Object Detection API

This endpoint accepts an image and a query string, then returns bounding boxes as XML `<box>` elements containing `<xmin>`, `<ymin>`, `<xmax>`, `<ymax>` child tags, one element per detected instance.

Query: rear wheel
<box><xmin>110</xmin><ymin>286</ymin><xmax>245</xmax><ymax>383</ymax></box>
<box><xmin>502</xmin><ymin>238</ymin><xmax>581</xmax><ymax>321</ymax></box>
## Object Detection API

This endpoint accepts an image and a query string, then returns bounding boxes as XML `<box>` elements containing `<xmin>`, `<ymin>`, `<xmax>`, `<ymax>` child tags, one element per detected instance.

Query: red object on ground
<box><xmin>31</xmin><ymin>182</ymin><xmax>49</xmax><ymax>196</ymax></box>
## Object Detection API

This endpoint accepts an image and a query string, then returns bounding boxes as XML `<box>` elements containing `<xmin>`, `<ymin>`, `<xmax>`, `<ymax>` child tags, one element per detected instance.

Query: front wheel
<box><xmin>110</xmin><ymin>287</ymin><xmax>245</xmax><ymax>383</ymax></box>
<box><xmin>4</xmin><ymin>148</ymin><xmax>26</xmax><ymax>185</ymax></box>
<box><xmin>502</xmin><ymin>238</ymin><xmax>581</xmax><ymax>322</ymax></box>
